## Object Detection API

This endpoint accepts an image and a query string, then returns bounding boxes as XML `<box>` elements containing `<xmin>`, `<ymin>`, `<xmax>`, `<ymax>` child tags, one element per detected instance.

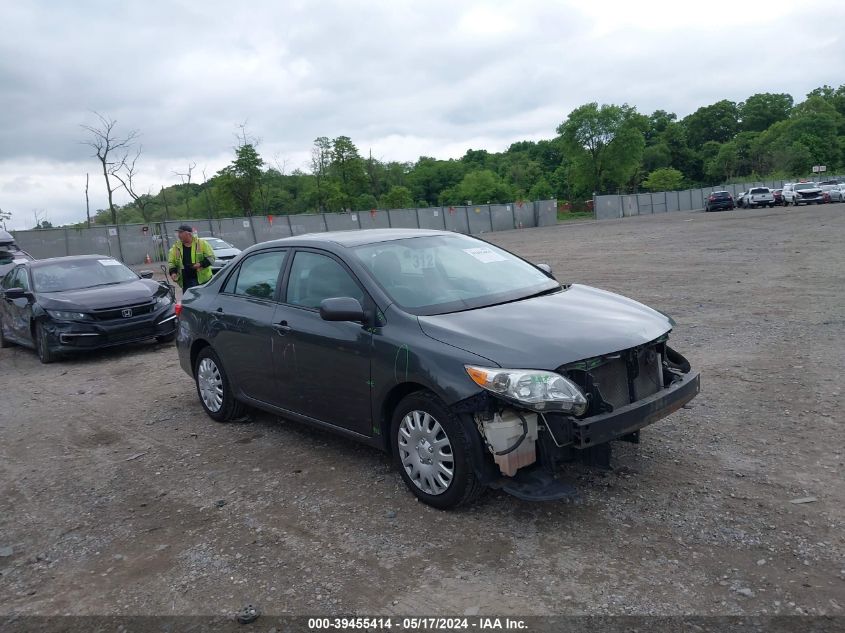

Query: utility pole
<box><xmin>85</xmin><ymin>173</ymin><xmax>91</xmax><ymax>228</ymax></box>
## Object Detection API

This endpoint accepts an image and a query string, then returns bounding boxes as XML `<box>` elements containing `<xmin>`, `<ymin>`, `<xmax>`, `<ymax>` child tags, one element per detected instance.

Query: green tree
<box><xmin>642</xmin><ymin>167</ymin><xmax>684</xmax><ymax>192</ymax></box>
<box><xmin>683</xmin><ymin>100</ymin><xmax>740</xmax><ymax>148</ymax></box>
<box><xmin>381</xmin><ymin>185</ymin><xmax>414</xmax><ymax>209</ymax></box>
<box><xmin>642</xmin><ymin>143</ymin><xmax>672</xmax><ymax>172</ymax></box>
<box><xmin>740</xmin><ymin>93</ymin><xmax>793</xmax><ymax>132</ymax></box>
<box><xmin>408</xmin><ymin>158</ymin><xmax>465</xmax><ymax>205</ymax></box>
<box><xmin>330</xmin><ymin>136</ymin><xmax>366</xmax><ymax>211</ymax></box>
<box><xmin>557</xmin><ymin>102</ymin><xmax>646</xmax><ymax>196</ymax></box>
<box><xmin>218</xmin><ymin>143</ymin><xmax>264</xmax><ymax>216</ymax></box>
<box><xmin>310</xmin><ymin>136</ymin><xmax>333</xmax><ymax>212</ymax></box>
<box><xmin>355</xmin><ymin>193</ymin><xmax>379</xmax><ymax>211</ymax></box>
<box><xmin>704</xmin><ymin>142</ymin><xmax>739</xmax><ymax>182</ymax></box>
<box><xmin>447</xmin><ymin>169</ymin><xmax>514</xmax><ymax>204</ymax></box>
<box><xmin>528</xmin><ymin>177</ymin><xmax>554</xmax><ymax>200</ymax></box>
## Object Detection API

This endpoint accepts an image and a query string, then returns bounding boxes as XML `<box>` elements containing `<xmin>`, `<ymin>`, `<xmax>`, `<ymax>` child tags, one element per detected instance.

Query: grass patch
<box><xmin>557</xmin><ymin>211</ymin><xmax>595</xmax><ymax>222</ymax></box>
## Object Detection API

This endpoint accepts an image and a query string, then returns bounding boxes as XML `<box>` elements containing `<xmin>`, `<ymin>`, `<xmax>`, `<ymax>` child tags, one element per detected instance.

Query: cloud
<box><xmin>1</xmin><ymin>0</ymin><xmax>844</xmax><ymax>227</ymax></box>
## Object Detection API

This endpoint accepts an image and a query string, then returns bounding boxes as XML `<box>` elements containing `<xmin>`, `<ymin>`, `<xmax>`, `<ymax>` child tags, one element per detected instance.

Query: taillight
<box><xmin>174</xmin><ymin>303</ymin><xmax>183</xmax><ymax>317</ymax></box>
<box><xmin>708</xmin><ymin>195</ymin><xmax>715</xmax><ymax>201</ymax></box>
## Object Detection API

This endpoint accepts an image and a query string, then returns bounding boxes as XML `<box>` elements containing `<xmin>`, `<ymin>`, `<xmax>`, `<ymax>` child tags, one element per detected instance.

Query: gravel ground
<box><xmin>0</xmin><ymin>204</ymin><xmax>843</xmax><ymax>618</ymax></box>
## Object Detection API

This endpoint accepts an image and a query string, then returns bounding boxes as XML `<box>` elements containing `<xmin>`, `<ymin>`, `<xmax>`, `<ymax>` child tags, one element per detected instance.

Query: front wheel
<box><xmin>35</xmin><ymin>321</ymin><xmax>56</xmax><ymax>364</ymax></box>
<box><xmin>0</xmin><ymin>317</ymin><xmax>11</xmax><ymax>348</ymax></box>
<box><xmin>194</xmin><ymin>347</ymin><xmax>245</xmax><ymax>422</ymax></box>
<box><xmin>392</xmin><ymin>391</ymin><xmax>485</xmax><ymax>509</ymax></box>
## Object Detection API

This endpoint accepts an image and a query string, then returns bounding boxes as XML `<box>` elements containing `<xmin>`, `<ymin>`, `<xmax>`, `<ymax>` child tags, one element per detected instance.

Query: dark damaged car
<box><xmin>176</xmin><ymin>229</ymin><xmax>700</xmax><ymax>508</ymax></box>
<box><xmin>0</xmin><ymin>255</ymin><xmax>177</xmax><ymax>363</ymax></box>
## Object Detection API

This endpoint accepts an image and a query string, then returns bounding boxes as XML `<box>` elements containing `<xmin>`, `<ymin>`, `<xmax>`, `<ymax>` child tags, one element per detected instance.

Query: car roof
<box><xmin>256</xmin><ymin>228</ymin><xmax>454</xmax><ymax>249</ymax></box>
<box><xmin>24</xmin><ymin>254</ymin><xmax>118</xmax><ymax>268</ymax></box>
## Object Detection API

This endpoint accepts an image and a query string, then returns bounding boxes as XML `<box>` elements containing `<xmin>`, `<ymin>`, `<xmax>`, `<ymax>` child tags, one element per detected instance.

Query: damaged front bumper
<box><xmin>41</xmin><ymin>308</ymin><xmax>177</xmax><ymax>353</ymax></box>
<box><xmin>546</xmin><ymin>369</ymin><xmax>700</xmax><ymax>450</ymax></box>
<box><xmin>461</xmin><ymin>342</ymin><xmax>700</xmax><ymax>501</ymax></box>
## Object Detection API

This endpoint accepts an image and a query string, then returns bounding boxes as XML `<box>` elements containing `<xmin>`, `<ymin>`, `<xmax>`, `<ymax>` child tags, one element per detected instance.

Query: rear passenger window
<box><xmin>224</xmin><ymin>251</ymin><xmax>286</xmax><ymax>300</ymax></box>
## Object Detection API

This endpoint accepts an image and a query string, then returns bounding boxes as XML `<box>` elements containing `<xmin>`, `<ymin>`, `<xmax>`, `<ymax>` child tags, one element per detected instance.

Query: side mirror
<box><xmin>3</xmin><ymin>287</ymin><xmax>26</xmax><ymax>300</ymax></box>
<box><xmin>320</xmin><ymin>297</ymin><xmax>365</xmax><ymax>322</ymax></box>
<box><xmin>139</xmin><ymin>270</ymin><xmax>155</xmax><ymax>279</ymax></box>
<box><xmin>536</xmin><ymin>263</ymin><xmax>553</xmax><ymax>276</ymax></box>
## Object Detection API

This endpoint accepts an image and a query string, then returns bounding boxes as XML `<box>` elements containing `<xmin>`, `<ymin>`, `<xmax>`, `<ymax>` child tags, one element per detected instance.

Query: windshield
<box><xmin>206</xmin><ymin>238</ymin><xmax>233</xmax><ymax>249</ymax></box>
<box><xmin>31</xmin><ymin>258</ymin><xmax>139</xmax><ymax>292</ymax></box>
<box><xmin>353</xmin><ymin>234</ymin><xmax>559</xmax><ymax>315</ymax></box>
<box><xmin>795</xmin><ymin>183</ymin><xmax>817</xmax><ymax>190</ymax></box>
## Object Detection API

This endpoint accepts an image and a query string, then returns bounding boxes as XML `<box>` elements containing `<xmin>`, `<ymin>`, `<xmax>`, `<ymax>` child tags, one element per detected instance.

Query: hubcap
<box><xmin>398</xmin><ymin>410</ymin><xmax>454</xmax><ymax>496</ymax></box>
<box><xmin>198</xmin><ymin>357</ymin><xmax>224</xmax><ymax>412</ymax></box>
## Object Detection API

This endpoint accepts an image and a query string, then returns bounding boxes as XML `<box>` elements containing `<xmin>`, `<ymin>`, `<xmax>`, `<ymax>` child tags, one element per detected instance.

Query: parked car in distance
<box><xmin>782</xmin><ymin>182</ymin><xmax>824</xmax><ymax>205</ymax></box>
<box><xmin>176</xmin><ymin>229</ymin><xmax>700</xmax><ymax>509</ymax></box>
<box><xmin>828</xmin><ymin>184</ymin><xmax>845</xmax><ymax>202</ymax></box>
<box><xmin>0</xmin><ymin>255</ymin><xmax>177</xmax><ymax>363</ymax></box>
<box><xmin>772</xmin><ymin>189</ymin><xmax>784</xmax><ymax>205</ymax></box>
<box><xmin>735</xmin><ymin>191</ymin><xmax>747</xmax><ymax>208</ymax></box>
<box><xmin>202</xmin><ymin>237</ymin><xmax>242</xmax><ymax>273</ymax></box>
<box><xmin>742</xmin><ymin>187</ymin><xmax>775</xmax><ymax>208</ymax></box>
<box><xmin>0</xmin><ymin>230</ymin><xmax>33</xmax><ymax>280</ymax></box>
<box><xmin>819</xmin><ymin>184</ymin><xmax>838</xmax><ymax>203</ymax></box>
<box><xmin>704</xmin><ymin>191</ymin><xmax>735</xmax><ymax>212</ymax></box>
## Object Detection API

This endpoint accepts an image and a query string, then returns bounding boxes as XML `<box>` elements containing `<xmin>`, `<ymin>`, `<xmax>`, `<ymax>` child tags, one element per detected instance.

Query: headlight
<box><xmin>47</xmin><ymin>310</ymin><xmax>88</xmax><ymax>321</ymax></box>
<box><xmin>155</xmin><ymin>294</ymin><xmax>173</xmax><ymax>308</ymax></box>
<box><xmin>465</xmin><ymin>365</ymin><xmax>588</xmax><ymax>415</ymax></box>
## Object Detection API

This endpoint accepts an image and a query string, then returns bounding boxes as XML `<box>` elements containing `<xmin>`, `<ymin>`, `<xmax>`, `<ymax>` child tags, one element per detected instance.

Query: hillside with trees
<box><xmin>82</xmin><ymin>85</ymin><xmax>845</xmax><ymax>226</ymax></box>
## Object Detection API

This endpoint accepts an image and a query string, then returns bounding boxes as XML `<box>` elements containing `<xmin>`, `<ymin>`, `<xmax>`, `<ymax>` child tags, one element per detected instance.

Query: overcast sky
<box><xmin>1</xmin><ymin>0</ymin><xmax>843</xmax><ymax>229</ymax></box>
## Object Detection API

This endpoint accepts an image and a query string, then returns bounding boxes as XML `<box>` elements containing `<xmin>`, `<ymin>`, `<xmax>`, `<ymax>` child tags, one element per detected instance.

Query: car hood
<box><xmin>213</xmin><ymin>248</ymin><xmax>241</xmax><ymax>257</ymax></box>
<box><xmin>37</xmin><ymin>279</ymin><xmax>161</xmax><ymax>310</ymax></box>
<box><xmin>795</xmin><ymin>187</ymin><xmax>822</xmax><ymax>194</ymax></box>
<box><xmin>417</xmin><ymin>283</ymin><xmax>673</xmax><ymax>369</ymax></box>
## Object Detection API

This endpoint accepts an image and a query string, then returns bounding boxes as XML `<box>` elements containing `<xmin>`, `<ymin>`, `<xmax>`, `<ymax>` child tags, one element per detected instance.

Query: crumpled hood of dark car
<box><xmin>38</xmin><ymin>279</ymin><xmax>161</xmax><ymax>310</ymax></box>
<box><xmin>417</xmin><ymin>283</ymin><xmax>673</xmax><ymax>369</ymax></box>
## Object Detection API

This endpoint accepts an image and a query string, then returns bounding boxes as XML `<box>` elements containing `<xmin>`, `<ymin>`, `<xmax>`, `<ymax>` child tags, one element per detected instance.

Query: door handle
<box><xmin>216</xmin><ymin>307</ymin><xmax>224</xmax><ymax>313</ymax></box>
<box><xmin>273</xmin><ymin>320</ymin><xmax>291</xmax><ymax>334</ymax></box>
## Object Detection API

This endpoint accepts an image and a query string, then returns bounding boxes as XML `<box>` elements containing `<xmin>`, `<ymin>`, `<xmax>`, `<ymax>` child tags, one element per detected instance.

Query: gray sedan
<box><xmin>175</xmin><ymin>229</ymin><xmax>699</xmax><ymax>508</ymax></box>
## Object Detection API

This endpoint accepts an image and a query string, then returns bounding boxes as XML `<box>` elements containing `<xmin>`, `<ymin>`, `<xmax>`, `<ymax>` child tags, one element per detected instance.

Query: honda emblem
<box><xmin>122</xmin><ymin>308</ymin><xmax>133</xmax><ymax>318</ymax></box>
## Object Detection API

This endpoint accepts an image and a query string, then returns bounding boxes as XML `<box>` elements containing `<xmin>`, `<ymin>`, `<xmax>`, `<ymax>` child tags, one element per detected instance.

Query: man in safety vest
<box><xmin>168</xmin><ymin>225</ymin><xmax>216</xmax><ymax>290</ymax></box>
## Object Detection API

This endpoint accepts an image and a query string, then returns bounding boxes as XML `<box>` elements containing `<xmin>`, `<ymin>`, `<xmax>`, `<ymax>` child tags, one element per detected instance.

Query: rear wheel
<box><xmin>194</xmin><ymin>347</ymin><xmax>244</xmax><ymax>422</ymax></box>
<box><xmin>392</xmin><ymin>391</ymin><xmax>485</xmax><ymax>509</ymax></box>
<box><xmin>35</xmin><ymin>321</ymin><xmax>56</xmax><ymax>364</ymax></box>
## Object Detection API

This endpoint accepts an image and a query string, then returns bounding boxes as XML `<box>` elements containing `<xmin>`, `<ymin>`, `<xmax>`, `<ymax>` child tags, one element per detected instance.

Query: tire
<box><xmin>35</xmin><ymin>321</ymin><xmax>56</xmax><ymax>364</ymax></box>
<box><xmin>0</xmin><ymin>317</ymin><xmax>11</xmax><ymax>348</ymax></box>
<box><xmin>194</xmin><ymin>346</ymin><xmax>245</xmax><ymax>422</ymax></box>
<box><xmin>156</xmin><ymin>332</ymin><xmax>176</xmax><ymax>344</ymax></box>
<box><xmin>391</xmin><ymin>391</ymin><xmax>485</xmax><ymax>509</ymax></box>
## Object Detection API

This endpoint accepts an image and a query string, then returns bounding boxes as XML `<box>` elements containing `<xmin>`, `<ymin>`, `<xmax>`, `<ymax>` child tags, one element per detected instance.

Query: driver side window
<box><xmin>285</xmin><ymin>252</ymin><xmax>364</xmax><ymax>309</ymax></box>
<box><xmin>7</xmin><ymin>268</ymin><xmax>28</xmax><ymax>290</ymax></box>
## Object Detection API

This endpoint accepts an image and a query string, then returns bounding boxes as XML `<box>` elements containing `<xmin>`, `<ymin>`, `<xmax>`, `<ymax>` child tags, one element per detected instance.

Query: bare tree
<box><xmin>84</xmin><ymin>173</ymin><xmax>91</xmax><ymax>227</ymax></box>
<box><xmin>112</xmin><ymin>147</ymin><xmax>155</xmax><ymax>223</ymax></box>
<box><xmin>32</xmin><ymin>209</ymin><xmax>49</xmax><ymax>229</ymax></box>
<box><xmin>172</xmin><ymin>161</ymin><xmax>196</xmax><ymax>185</ymax></box>
<box><xmin>80</xmin><ymin>112</ymin><xmax>138</xmax><ymax>224</ymax></box>
<box><xmin>0</xmin><ymin>206</ymin><xmax>11</xmax><ymax>229</ymax></box>
<box><xmin>201</xmin><ymin>168</ymin><xmax>217</xmax><ymax>221</ymax></box>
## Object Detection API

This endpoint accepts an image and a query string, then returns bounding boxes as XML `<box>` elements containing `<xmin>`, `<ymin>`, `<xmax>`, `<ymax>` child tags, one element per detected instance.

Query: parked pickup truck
<box><xmin>742</xmin><ymin>187</ymin><xmax>775</xmax><ymax>208</ymax></box>
<box><xmin>782</xmin><ymin>182</ymin><xmax>824</xmax><ymax>206</ymax></box>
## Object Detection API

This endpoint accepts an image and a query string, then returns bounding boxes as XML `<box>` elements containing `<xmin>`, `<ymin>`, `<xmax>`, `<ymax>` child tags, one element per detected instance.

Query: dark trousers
<box><xmin>182</xmin><ymin>278</ymin><xmax>199</xmax><ymax>291</ymax></box>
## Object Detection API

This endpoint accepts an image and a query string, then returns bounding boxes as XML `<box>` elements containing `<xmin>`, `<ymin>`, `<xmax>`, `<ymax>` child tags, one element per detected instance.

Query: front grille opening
<box><xmin>561</xmin><ymin>340</ymin><xmax>666</xmax><ymax>415</ymax></box>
